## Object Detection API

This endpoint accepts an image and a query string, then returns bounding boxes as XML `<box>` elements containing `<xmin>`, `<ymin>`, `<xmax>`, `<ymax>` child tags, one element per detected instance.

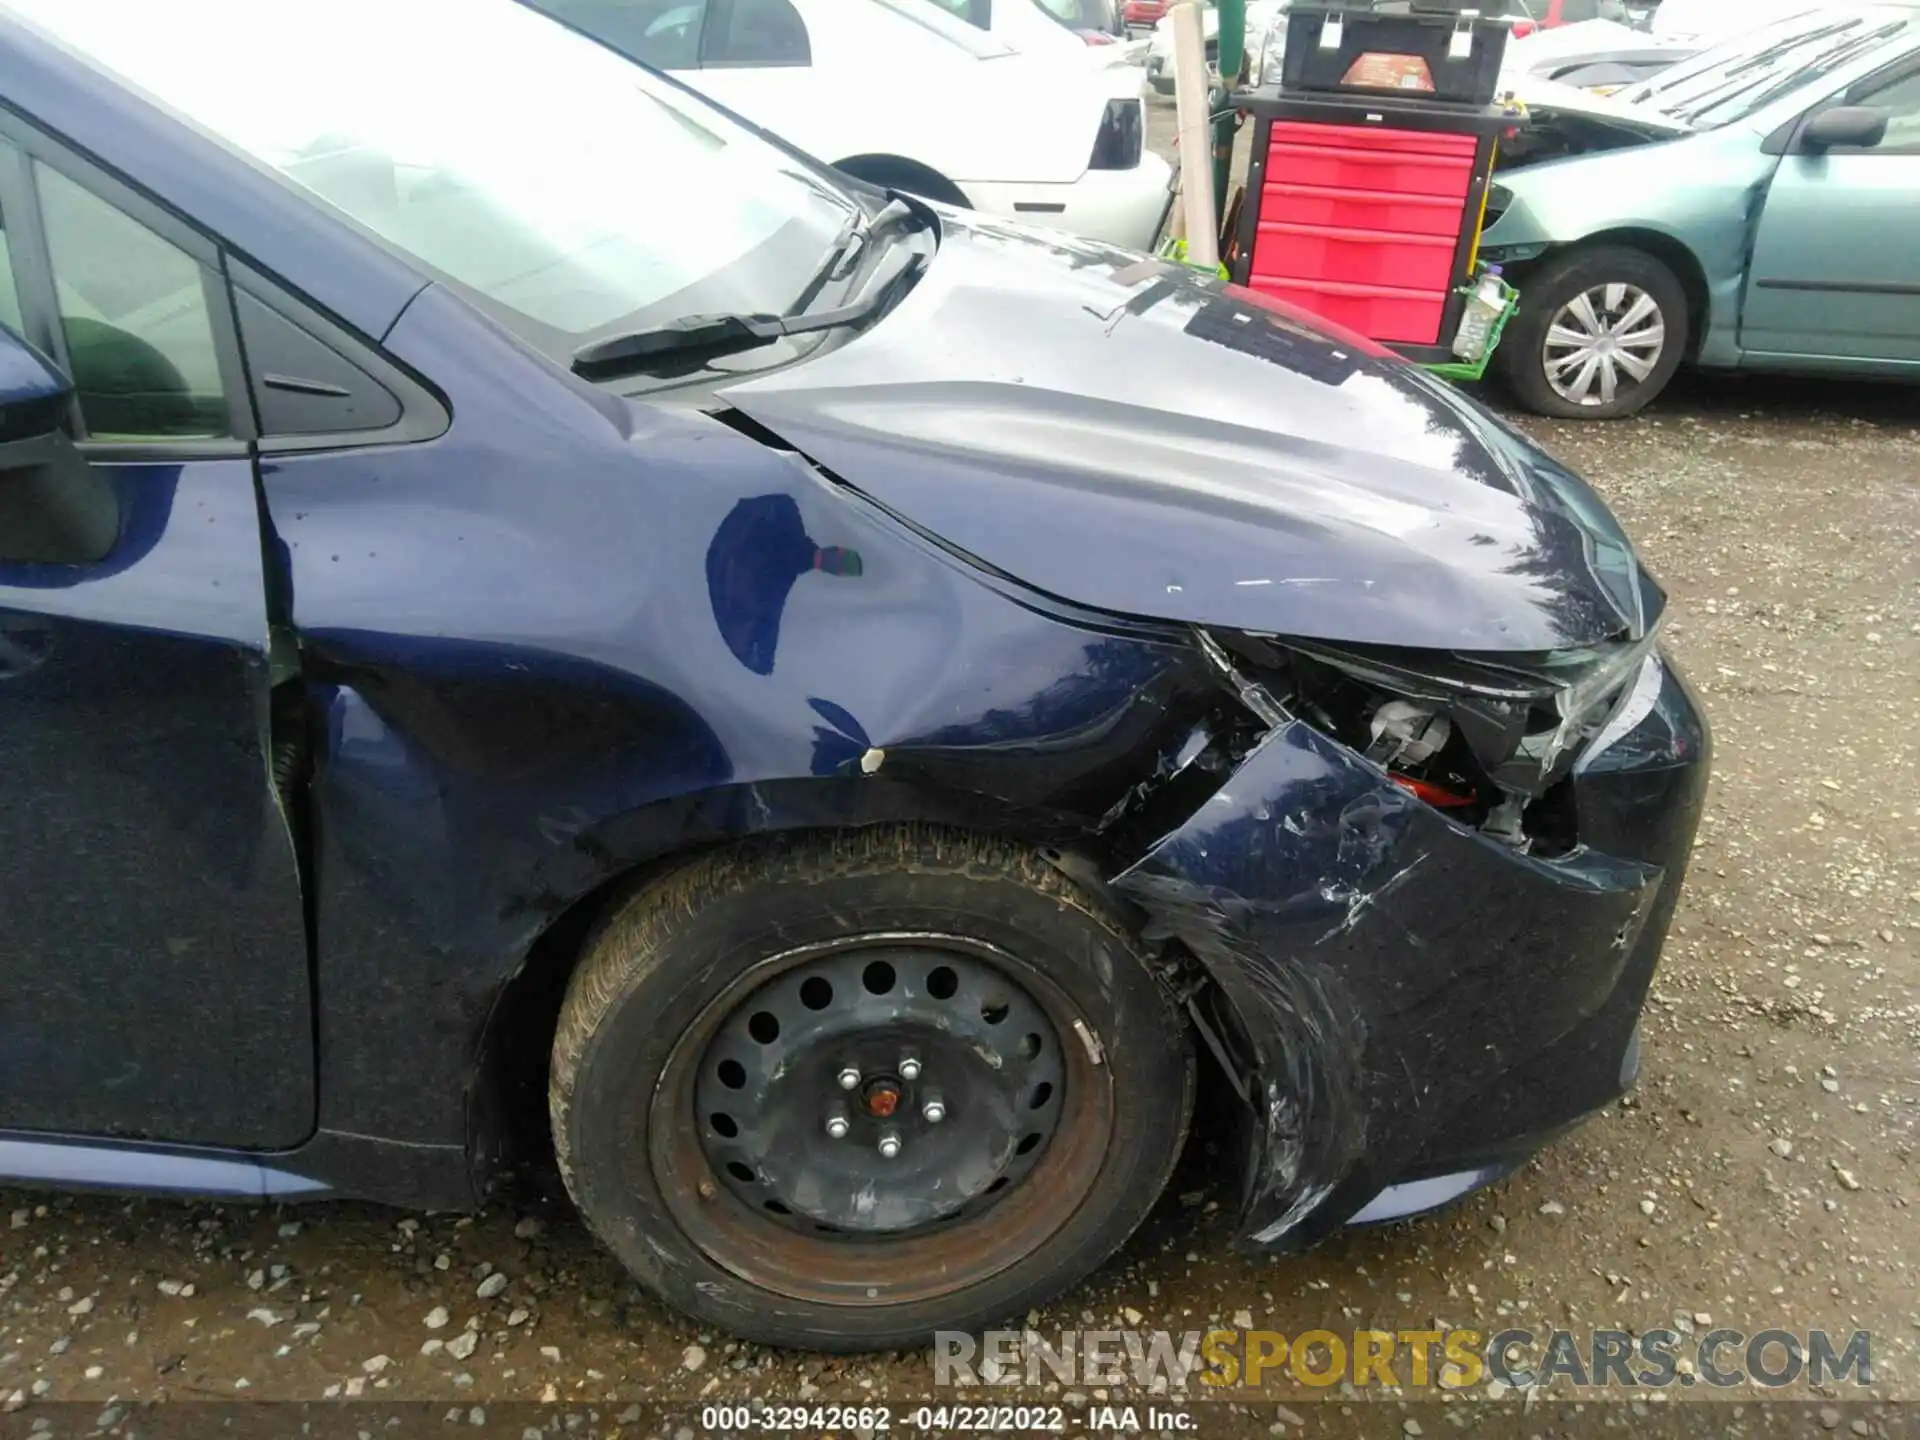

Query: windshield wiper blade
<box><xmin>572</xmin><ymin>252</ymin><xmax>927</xmax><ymax>382</ymax></box>
<box><xmin>1637</xmin><ymin>19</ymin><xmax>1855</xmax><ymax>106</ymax></box>
<box><xmin>1721</xmin><ymin>19</ymin><xmax>1859</xmax><ymax>78</ymax></box>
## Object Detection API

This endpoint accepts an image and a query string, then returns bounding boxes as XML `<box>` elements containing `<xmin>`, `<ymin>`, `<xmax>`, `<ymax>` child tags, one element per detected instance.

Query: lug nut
<box><xmin>837</xmin><ymin>1066</ymin><xmax>861</xmax><ymax>1090</ymax></box>
<box><xmin>877</xmin><ymin>1129</ymin><xmax>902</xmax><ymax>1159</ymax></box>
<box><xmin>825</xmin><ymin>1111</ymin><xmax>850</xmax><ymax>1139</ymax></box>
<box><xmin>922</xmin><ymin>1097</ymin><xmax>947</xmax><ymax>1124</ymax></box>
<box><xmin>898</xmin><ymin>1056</ymin><xmax>922</xmax><ymax>1081</ymax></box>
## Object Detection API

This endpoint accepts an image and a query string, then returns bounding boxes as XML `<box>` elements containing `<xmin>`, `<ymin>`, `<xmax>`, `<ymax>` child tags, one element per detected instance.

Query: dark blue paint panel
<box><xmin>0</xmin><ymin>461</ymin><xmax>313</xmax><ymax>1149</ymax></box>
<box><xmin>726</xmin><ymin>216</ymin><xmax>1646</xmax><ymax>653</ymax></box>
<box><xmin>0</xmin><ymin>324</ymin><xmax>68</xmax><ymax>410</ymax></box>
<box><xmin>1115</xmin><ymin>666</ymin><xmax>1705</xmax><ymax>1243</ymax></box>
<box><xmin>0</xmin><ymin>1</ymin><xmax>1714</xmax><ymax>1242</ymax></box>
<box><xmin>265</xmin><ymin>285</ymin><xmax>1205</xmax><ymax>1148</ymax></box>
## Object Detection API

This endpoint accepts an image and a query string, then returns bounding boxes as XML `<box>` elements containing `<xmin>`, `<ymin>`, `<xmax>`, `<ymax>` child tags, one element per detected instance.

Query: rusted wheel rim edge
<box><xmin>648</xmin><ymin>932</ymin><xmax>1115</xmax><ymax>1309</ymax></box>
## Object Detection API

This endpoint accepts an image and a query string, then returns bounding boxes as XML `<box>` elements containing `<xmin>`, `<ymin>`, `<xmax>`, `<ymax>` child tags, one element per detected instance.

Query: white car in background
<box><xmin>1501</xmin><ymin>16</ymin><xmax>1690</xmax><ymax>90</ymax></box>
<box><xmin>926</xmin><ymin>0</ymin><xmax>1153</xmax><ymax>87</ymax></box>
<box><xmin>1648</xmin><ymin>0</ymin><xmax>1835</xmax><ymax>40</ymax></box>
<box><xmin>1148</xmin><ymin>0</ymin><xmax>1285</xmax><ymax>95</ymax></box>
<box><xmin>527</xmin><ymin>0</ymin><xmax>1171</xmax><ymax>249</ymax></box>
<box><xmin>1502</xmin><ymin>0</ymin><xmax>1866</xmax><ymax>92</ymax></box>
<box><xmin>931</xmin><ymin>0</ymin><xmax>1143</xmax><ymax>63</ymax></box>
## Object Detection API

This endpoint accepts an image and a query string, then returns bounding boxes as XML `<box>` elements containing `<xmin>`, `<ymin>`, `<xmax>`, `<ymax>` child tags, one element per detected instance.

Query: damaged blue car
<box><xmin>0</xmin><ymin>0</ymin><xmax>1707</xmax><ymax>1350</ymax></box>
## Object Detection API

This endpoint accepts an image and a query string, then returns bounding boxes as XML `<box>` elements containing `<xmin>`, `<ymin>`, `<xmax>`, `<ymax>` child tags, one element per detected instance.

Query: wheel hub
<box><xmin>862</xmin><ymin>1077</ymin><xmax>902</xmax><ymax>1118</ymax></box>
<box><xmin>693</xmin><ymin>946</ymin><xmax>1066</xmax><ymax>1237</ymax></box>
<box><xmin>1543</xmin><ymin>282</ymin><xmax>1667</xmax><ymax>408</ymax></box>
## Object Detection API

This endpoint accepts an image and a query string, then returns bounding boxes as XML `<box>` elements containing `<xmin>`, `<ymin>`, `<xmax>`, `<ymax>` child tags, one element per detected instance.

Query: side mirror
<box><xmin>0</xmin><ymin>323</ymin><xmax>74</xmax><ymax>446</ymax></box>
<box><xmin>0</xmin><ymin>325</ymin><xmax>118</xmax><ymax>566</ymax></box>
<box><xmin>1800</xmin><ymin>105</ymin><xmax>1889</xmax><ymax>153</ymax></box>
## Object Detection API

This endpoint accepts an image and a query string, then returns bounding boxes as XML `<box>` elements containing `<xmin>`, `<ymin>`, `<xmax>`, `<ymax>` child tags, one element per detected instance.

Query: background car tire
<box><xmin>550</xmin><ymin>826</ymin><xmax>1194</xmax><ymax>1351</ymax></box>
<box><xmin>831</xmin><ymin>156</ymin><xmax>971</xmax><ymax>210</ymax></box>
<box><xmin>1501</xmin><ymin>246</ymin><xmax>1689</xmax><ymax>420</ymax></box>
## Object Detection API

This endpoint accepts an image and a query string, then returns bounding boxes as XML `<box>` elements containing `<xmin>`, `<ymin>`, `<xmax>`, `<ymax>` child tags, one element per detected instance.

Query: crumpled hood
<box><xmin>721</xmin><ymin>215</ymin><xmax>1654</xmax><ymax>652</ymax></box>
<box><xmin>1513</xmin><ymin>73</ymin><xmax>1695</xmax><ymax>135</ymax></box>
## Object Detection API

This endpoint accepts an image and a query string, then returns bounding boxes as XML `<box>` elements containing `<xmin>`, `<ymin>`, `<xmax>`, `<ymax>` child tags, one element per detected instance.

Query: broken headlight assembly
<box><xmin>1203</xmin><ymin>625</ymin><xmax>1663</xmax><ymax>851</ymax></box>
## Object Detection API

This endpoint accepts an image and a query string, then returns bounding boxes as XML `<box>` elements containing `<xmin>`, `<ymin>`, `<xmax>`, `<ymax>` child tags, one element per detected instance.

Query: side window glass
<box><xmin>536</xmin><ymin>0</ymin><xmax>710</xmax><ymax>69</ymax></box>
<box><xmin>35</xmin><ymin>162</ymin><xmax>228</xmax><ymax>440</ymax></box>
<box><xmin>1857</xmin><ymin>69</ymin><xmax>1920</xmax><ymax>154</ymax></box>
<box><xmin>0</xmin><ymin>153</ymin><xmax>24</xmax><ymax>340</ymax></box>
<box><xmin>706</xmin><ymin>0</ymin><xmax>811</xmax><ymax>66</ymax></box>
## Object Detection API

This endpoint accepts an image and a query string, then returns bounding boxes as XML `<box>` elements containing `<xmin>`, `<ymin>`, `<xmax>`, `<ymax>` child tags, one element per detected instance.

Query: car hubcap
<box><xmin>695</xmin><ymin>945</ymin><xmax>1065</xmax><ymax>1236</ymax></box>
<box><xmin>1543</xmin><ymin>283</ymin><xmax>1666</xmax><ymax>408</ymax></box>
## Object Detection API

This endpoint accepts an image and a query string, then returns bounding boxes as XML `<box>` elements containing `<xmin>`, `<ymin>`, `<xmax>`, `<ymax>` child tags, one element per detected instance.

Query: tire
<box><xmin>831</xmin><ymin>157</ymin><xmax>970</xmax><ymax>210</ymax></box>
<box><xmin>550</xmin><ymin>826</ymin><xmax>1194</xmax><ymax>1351</ymax></box>
<box><xmin>1499</xmin><ymin>245</ymin><xmax>1690</xmax><ymax>420</ymax></box>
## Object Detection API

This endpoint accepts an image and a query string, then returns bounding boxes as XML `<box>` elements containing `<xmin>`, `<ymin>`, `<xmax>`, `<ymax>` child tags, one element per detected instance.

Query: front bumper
<box><xmin>962</xmin><ymin>153</ymin><xmax>1175</xmax><ymax>253</ymax></box>
<box><xmin>1115</xmin><ymin>652</ymin><xmax>1709</xmax><ymax>1245</ymax></box>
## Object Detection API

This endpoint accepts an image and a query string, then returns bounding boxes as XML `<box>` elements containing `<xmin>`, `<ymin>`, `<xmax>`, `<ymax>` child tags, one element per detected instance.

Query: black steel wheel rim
<box><xmin>693</xmin><ymin>940</ymin><xmax>1066</xmax><ymax>1237</ymax></box>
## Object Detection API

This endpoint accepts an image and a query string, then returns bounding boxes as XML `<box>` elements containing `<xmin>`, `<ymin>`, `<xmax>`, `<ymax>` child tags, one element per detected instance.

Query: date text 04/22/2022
<box><xmin>698</xmin><ymin>1404</ymin><xmax>1198</xmax><ymax>1432</ymax></box>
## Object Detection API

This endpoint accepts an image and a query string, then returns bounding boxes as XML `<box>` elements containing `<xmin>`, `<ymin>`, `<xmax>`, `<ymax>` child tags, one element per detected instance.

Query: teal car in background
<box><xmin>1482</xmin><ymin>7</ymin><xmax>1920</xmax><ymax>418</ymax></box>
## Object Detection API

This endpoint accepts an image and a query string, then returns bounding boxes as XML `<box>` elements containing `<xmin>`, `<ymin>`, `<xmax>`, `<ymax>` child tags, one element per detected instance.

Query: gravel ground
<box><xmin>1</xmin><ymin>104</ymin><xmax>1915</xmax><ymax>1436</ymax></box>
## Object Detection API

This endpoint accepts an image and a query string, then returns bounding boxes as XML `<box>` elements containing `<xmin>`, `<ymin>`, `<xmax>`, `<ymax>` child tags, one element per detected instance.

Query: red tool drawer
<box><xmin>1266</xmin><ymin>121</ymin><xmax>1475</xmax><ymax>199</ymax></box>
<box><xmin>1269</xmin><ymin>120</ymin><xmax>1481</xmax><ymax>157</ymax></box>
<box><xmin>1229</xmin><ymin>95</ymin><xmax>1514</xmax><ymax>358</ymax></box>
<box><xmin>1252</xmin><ymin>221</ymin><xmax>1458</xmax><ymax>291</ymax></box>
<box><xmin>1245</xmin><ymin>277</ymin><xmax>1449</xmax><ymax>347</ymax></box>
<box><xmin>1260</xmin><ymin>181</ymin><xmax>1466</xmax><ymax>238</ymax></box>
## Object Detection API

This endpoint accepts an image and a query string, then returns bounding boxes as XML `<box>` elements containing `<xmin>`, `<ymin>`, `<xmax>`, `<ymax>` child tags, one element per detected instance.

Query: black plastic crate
<box><xmin>1280</xmin><ymin>4</ymin><xmax>1510</xmax><ymax>106</ymax></box>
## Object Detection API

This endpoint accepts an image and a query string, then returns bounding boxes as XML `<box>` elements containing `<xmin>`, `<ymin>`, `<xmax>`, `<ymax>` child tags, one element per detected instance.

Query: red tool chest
<box><xmin>1228</xmin><ymin>94</ymin><xmax>1518</xmax><ymax>361</ymax></box>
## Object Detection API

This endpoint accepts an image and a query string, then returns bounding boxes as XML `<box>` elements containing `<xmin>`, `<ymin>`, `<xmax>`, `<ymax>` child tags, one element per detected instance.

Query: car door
<box><xmin>0</xmin><ymin>126</ymin><xmax>314</xmax><ymax>1150</ymax></box>
<box><xmin>1740</xmin><ymin>59</ymin><xmax>1920</xmax><ymax>366</ymax></box>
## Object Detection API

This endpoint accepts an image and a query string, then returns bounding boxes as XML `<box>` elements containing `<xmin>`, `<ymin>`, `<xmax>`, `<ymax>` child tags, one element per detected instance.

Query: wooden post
<box><xmin>1170</xmin><ymin>1</ymin><xmax>1218</xmax><ymax>268</ymax></box>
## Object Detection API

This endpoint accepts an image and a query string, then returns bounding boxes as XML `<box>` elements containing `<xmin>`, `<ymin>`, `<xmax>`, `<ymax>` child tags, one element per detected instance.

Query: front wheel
<box><xmin>1499</xmin><ymin>246</ymin><xmax>1690</xmax><ymax>419</ymax></box>
<box><xmin>550</xmin><ymin>828</ymin><xmax>1195</xmax><ymax>1351</ymax></box>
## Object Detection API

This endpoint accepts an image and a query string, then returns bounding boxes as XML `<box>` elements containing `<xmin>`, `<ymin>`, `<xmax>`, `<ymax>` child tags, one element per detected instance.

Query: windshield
<box><xmin>7</xmin><ymin>0</ymin><xmax>862</xmax><ymax>355</ymax></box>
<box><xmin>1623</xmin><ymin>10</ymin><xmax>1914</xmax><ymax>127</ymax></box>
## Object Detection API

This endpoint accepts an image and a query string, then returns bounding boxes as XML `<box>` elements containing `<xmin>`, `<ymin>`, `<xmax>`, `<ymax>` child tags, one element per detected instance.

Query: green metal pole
<box><xmin>1212</xmin><ymin>0</ymin><xmax>1246</xmax><ymax>229</ymax></box>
